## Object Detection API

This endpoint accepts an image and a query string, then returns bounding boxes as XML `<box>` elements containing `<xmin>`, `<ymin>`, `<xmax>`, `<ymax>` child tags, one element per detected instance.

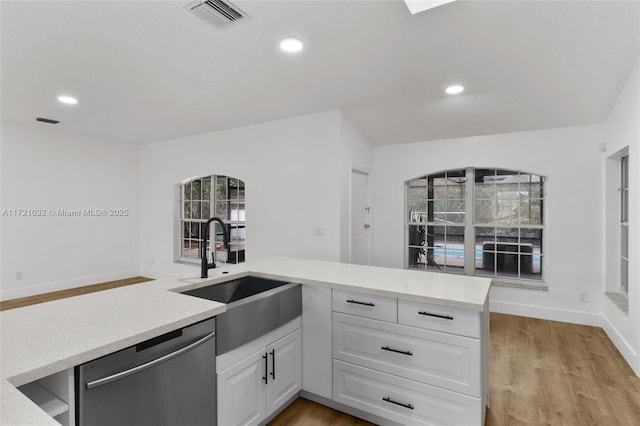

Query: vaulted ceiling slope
<box><xmin>1</xmin><ymin>1</ymin><xmax>638</xmax><ymax>146</ymax></box>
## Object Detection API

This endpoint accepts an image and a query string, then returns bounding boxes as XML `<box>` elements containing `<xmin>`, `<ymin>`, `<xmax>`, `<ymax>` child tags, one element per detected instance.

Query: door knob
<box><xmin>364</xmin><ymin>224</ymin><xmax>370</xmax><ymax>229</ymax></box>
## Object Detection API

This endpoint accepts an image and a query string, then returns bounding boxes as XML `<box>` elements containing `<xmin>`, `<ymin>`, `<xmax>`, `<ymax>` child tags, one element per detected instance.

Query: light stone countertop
<box><xmin>1</xmin><ymin>257</ymin><xmax>491</xmax><ymax>425</ymax></box>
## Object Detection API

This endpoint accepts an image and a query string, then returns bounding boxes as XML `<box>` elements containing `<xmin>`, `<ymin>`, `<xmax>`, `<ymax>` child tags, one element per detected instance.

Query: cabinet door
<box><xmin>218</xmin><ymin>349</ymin><xmax>267</xmax><ymax>426</ymax></box>
<box><xmin>266</xmin><ymin>329</ymin><xmax>301</xmax><ymax>416</ymax></box>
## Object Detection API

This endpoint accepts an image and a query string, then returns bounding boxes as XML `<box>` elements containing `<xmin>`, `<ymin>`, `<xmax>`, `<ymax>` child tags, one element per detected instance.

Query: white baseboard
<box><xmin>0</xmin><ymin>270</ymin><xmax>141</xmax><ymax>301</ymax></box>
<box><xmin>138</xmin><ymin>269</ymin><xmax>178</xmax><ymax>280</ymax></box>
<box><xmin>490</xmin><ymin>300</ymin><xmax>603</xmax><ymax>327</ymax></box>
<box><xmin>601</xmin><ymin>315</ymin><xmax>640</xmax><ymax>377</ymax></box>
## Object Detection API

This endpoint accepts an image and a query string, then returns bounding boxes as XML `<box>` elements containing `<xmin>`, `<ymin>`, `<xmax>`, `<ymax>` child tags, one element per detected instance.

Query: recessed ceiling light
<box><xmin>279</xmin><ymin>37</ymin><xmax>303</xmax><ymax>53</ymax></box>
<box><xmin>57</xmin><ymin>95</ymin><xmax>78</xmax><ymax>105</ymax></box>
<box><xmin>445</xmin><ymin>85</ymin><xmax>464</xmax><ymax>95</ymax></box>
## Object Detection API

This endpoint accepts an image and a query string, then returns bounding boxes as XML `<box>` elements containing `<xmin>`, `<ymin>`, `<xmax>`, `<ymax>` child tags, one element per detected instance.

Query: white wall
<box><xmin>602</xmin><ymin>58</ymin><xmax>639</xmax><ymax>375</ymax></box>
<box><xmin>373</xmin><ymin>124</ymin><xmax>607</xmax><ymax>325</ymax></box>
<box><xmin>0</xmin><ymin>122</ymin><xmax>140</xmax><ymax>299</ymax></box>
<box><xmin>139</xmin><ymin>110</ymin><xmax>343</xmax><ymax>279</ymax></box>
<box><xmin>339</xmin><ymin>113</ymin><xmax>374</xmax><ymax>263</ymax></box>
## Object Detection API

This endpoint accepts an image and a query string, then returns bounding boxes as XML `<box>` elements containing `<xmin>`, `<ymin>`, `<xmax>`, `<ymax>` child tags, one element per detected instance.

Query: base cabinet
<box><xmin>218</xmin><ymin>328</ymin><xmax>301</xmax><ymax>426</ymax></box>
<box><xmin>333</xmin><ymin>360</ymin><xmax>481</xmax><ymax>426</ymax></box>
<box><xmin>331</xmin><ymin>289</ymin><xmax>487</xmax><ymax>426</ymax></box>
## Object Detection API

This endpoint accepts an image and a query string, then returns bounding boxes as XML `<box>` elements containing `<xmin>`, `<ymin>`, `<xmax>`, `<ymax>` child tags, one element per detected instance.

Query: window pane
<box><xmin>183</xmin><ymin>201</ymin><xmax>191</xmax><ymax>219</ymax></box>
<box><xmin>183</xmin><ymin>182</ymin><xmax>192</xmax><ymax>201</ymax></box>
<box><xmin>621</xmin><ymin>189</ymin><xmax>628</xmax><ymax>223</ymax></box>
<box><xmin>216</xmin><ymin>200</ymin><xmax>228</xmax><ymax>220</ymax></box>
<box><xmin>408</xmin><ymin>225</ymin><xmax>425</xmax><ymax>246</ymax></box>
<box><xmin>621</xmin><ymin>225</ymin><xmax>628</xmax><ymax>258</ymax></box>
<box><xmin>475</xmin><ymin>200</ymin><xmax>494</xmax><ymax>223</ymax></box>
<box><xmin>621</xmin><ymin>258</ymin><xmax>628</xmax><ymax>294</ymax></box>
<box><xmin>192</xmin><ymin>179</ymin><xmax>202</xmax><ymax>200</ymax></box>
<box><xmin>444</xmin><ymin>226</ymin><xmax>465</xmax><ymax>274</ymax></box>
<box><xmin>202</xmin><ymin>201</ymin><xmax>210</xmax><ymax>219</ymax></box>
<box><xmin>216</xmin><ymin>176</ymin><xmax>227</xmax><ymax>200</ymax></box>
<box><xmin>191</xmin><ymin>201</ymin><xmax>201</xmax><ymax>220</ymax></box>
<box><xmin>519</xmin><ymin>174</ymin><xmax>543</xmax><ymax>198</ymax></box>
<box><xmin>408</xmin><ymin>247</ymin><xmax>425</xmax><ymax>269</ymax></box>
<box><xmin>202</xmin><ymin>177</ymin><xmax>211</xmax><ymax>201</ymax></box>
<box><xmin>519</xmin><ymin>199</ymin><xmax>543</xmax><ymax>225</ymax></box>
<box><xmin>446</xmin><ymin>200</ymin><xmax>465</xmax><ymax>223</ymax></box>
<box><xmin>476</xmin><ymin>227</ymin><xmax>496</xmax><ymax>276</ymax></box>
<box><xmin>238</xmin><ymin>180</ymin><xmax>245</xmax><ymax>200</ymax></box>
<box><xmin>474</xmin><ymin>169</ymin><xmax>496</xmax><ymax>199</ymax></box>
<box><xmin>408</xmin><ymin>182</ymin><xmax>427</xmax><ymax>222</ymax></box>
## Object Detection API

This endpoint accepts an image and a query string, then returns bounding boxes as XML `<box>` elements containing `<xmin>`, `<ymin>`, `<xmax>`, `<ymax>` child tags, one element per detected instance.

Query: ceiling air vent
<box><xmin>186</xmin><ymin>0</ymin><xmax>249</xmax><ymax>28</ymax></box>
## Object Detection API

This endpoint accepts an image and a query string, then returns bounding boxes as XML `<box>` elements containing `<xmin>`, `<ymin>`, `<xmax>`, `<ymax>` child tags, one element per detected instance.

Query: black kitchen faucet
<box><xmin>201</xmin><ymin>217</ymin><xmax>230</xmax><ymax>278</ymax></box>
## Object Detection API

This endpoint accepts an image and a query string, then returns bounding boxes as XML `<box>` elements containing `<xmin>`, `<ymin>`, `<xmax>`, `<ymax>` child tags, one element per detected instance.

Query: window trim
<box><xmin>405</xmin><ymin>167</ymin><xmax>547</xmax><ymax>289</ymax></box>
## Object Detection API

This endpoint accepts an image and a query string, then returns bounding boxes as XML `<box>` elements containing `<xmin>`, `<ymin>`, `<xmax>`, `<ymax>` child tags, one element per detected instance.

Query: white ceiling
<box><xmin>1</xmin><ymin>0</ymin><xmax>638</xmax><ymax>146</ymax></box>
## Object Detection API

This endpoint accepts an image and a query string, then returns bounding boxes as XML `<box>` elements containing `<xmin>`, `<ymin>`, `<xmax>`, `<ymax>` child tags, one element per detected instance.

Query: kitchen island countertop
<box><xmin>1</xmin><ymin>257</ymin><xmax>491</xmax><ymax>425</ymax></box>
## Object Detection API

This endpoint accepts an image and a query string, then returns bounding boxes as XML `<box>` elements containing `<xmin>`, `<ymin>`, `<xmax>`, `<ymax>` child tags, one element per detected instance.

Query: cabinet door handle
<box><xmin>418</xmin><ymin>311</ymin><xmax>454</xmax><ymax>320</ymax></box>
<box><xmin>346</xmin><ymin>299</ymin><xmax>375</xmax><ymax>307</ymax></box>
<box><xmin>382</xmin><ymin>397</ymin><xmax>414</xmax><ymax>410</ymax></box>
<box><xmin>262</xmin><ymin>353</ymin><xmax>268</xmax><ymax>384</ymax></box>
<box><xmin>270</xmin><ymin>349</ymin><xmax>276</xmax><ymax>380</ymax></box>
<box><xmin>381</xmin><ymin>346</ymin><xmax>413</xmax><ymax>356</ymax></box>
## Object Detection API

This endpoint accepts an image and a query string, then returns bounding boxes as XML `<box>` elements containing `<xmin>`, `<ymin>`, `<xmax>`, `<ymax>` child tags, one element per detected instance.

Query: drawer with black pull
<box><xmin>398</xmin><ymin>299</ymin><xmax>481</xmax><ymax>338</ymax></box>
<box><xmin>333</xmin><ymin>360</ymin><xmax>482</xmax><ymax>426</ymax></box>
<box><xmin>332</xmin><ymin>289</ymin><xmax>397</xmax><ymax>322</ymax></box>
<box><xmin>332</xmin><ymin>312</ymin><xmax>481</xmax><ymax>396</ymax></box>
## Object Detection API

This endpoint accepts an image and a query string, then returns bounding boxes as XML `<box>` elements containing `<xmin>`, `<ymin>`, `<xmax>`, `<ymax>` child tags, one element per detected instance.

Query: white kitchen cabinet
<box><xmin>333</xmin><ymin>360</ymin><xmax>481</xmax><ymax>426</ymax></box>
<box><xmin>332</xmin><ymin>288</ymin><xmax>397</xmax><ymax>322</ymax></box>
<box><xmin>333</xmin><ymin>312</ymin><xmax>481</xmax><ymax>397</ymax></box>
<box><xmin>266</xmin><ymin>329</ymin><xmax>302</xmax><ymax>414</ymax></box>
<box><xmin>331</xmin><ymin>289</ymin><xmax>488</xmax><ymax>426</ymax></box>
<box><xmin>217</xmin><ymin>326</ymin><xmax>301</xmax><ymax>426</ymax></box>
<box><xmin>218</xmin><ymin>349</ymin><xmax>267</xmax><ymax>426</ymax></box>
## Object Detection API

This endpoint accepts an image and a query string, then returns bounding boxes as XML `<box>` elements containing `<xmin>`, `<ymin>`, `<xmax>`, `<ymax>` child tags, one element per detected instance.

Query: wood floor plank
<box><xmin>0</xmin><ymin>276</ymin><xmax>154</xmax><ymax>311</ymax></box>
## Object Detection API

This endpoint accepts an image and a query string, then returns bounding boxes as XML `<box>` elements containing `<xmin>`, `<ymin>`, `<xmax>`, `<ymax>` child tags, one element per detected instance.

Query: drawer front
<box><xmin>333</xmin><ymin>313</ymin><xmax>480</xmax><ymax>397</ymax></box>
<box><xmin>398</xmin><ymin>300</ymin><xmax>481</xmax><ymax>338</ymax></box>
<box><xmin>333</xmin><ymin>360</ymin><xmax>482</xmax><ymax>426</ymax></box>
<box><xmin>332</xmin><ymin>289</ymin><xmax>397</xmax><ymax>323</ymax></box>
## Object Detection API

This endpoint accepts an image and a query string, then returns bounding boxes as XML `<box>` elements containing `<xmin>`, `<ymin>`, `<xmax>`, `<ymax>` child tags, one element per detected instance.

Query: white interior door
<box><xmin>351</xmin><ymin>170</ymin><xmax>370</xmax><ymax>265</ymax></box>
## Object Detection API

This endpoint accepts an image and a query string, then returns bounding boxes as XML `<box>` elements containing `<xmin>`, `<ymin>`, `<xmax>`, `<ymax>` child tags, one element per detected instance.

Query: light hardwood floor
<box><xmin>0</xmin><ymin>276</ymin><xmax>153</xmax><ymax>311</ymax></box>
<box><xmin>270</xmin><ymin>313</ymin><xmax>640</xmax><ymax>426</ymax></box>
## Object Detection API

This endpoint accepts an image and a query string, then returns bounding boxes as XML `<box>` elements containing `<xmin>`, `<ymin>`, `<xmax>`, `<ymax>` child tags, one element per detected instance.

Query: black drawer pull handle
<box><xmin>270</xmin><ymin>349</ymin><xmax>276</xmax><ymax>379</ymax></box>
<box><xmin>418</xmin><ymin>311</ymin><xmax>454</xmax><ymax>320</ymax></box>
<box><xmin>262</xmin><ymin>353</ymin><xmax>268</xmax><ymax>384</ymax></box>
<box><xmin>346</xmin><ymin>299</ymin><xmax>375</xmax><ymax>307</ymax></box>
<box><xmin>383</xmin><ymin>397</ymin><xmax>414</xmax><ymax>410</ymax></box>
<box><xmin>381</xmin><ymin>346</ymin><xmax>413</xmax><ymax>356</ymax></box>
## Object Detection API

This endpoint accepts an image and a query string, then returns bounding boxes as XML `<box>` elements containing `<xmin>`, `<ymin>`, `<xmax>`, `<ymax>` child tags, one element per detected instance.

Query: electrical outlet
<box><xmin>16</xmin><ymin>272</ymin><xmax>23</xmax><ymax>281</ymax></box>
<box><xmin>579</xmin><ymin>291</ymin><xmax>589</xmax><ymax>303</ymax></box>
<box><xmin>313</xmin><ymin>227</ymin><xmax>325</xmax><ymax>237</ymax></box>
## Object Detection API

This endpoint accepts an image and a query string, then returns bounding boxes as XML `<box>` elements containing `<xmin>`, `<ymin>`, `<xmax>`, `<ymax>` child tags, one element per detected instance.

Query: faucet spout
<box><xmin>201</xmin><ymin>217</ymin><xmax>230</xmax><ymax>279</ymax></box>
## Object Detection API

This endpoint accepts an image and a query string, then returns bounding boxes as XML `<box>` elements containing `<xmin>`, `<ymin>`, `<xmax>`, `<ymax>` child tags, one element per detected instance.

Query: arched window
<box><xmin>407</xmin><ymin>168</ymin><xmax>544</xmax><ymax>285</ymax></box>
<box><xmin>178</xmin><ymin>175</ymin><xmax>245</xmax><ymax>264</ymax></box>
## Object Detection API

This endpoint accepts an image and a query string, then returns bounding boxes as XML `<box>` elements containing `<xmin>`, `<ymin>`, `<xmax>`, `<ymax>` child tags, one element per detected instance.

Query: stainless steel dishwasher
<box><xmin>76</xmin><ymin>317</ymin><xmax>216</xmax><ymax>426</ymax></box>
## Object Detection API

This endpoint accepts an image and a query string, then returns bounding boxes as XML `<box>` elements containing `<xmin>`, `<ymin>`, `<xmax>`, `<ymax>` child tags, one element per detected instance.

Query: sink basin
<box><xmin>182</xmin><ymin>276</ymin><xmax>289</xmax><ymax>304</ymax></box>
<box><xmin>182</xmin><ymin>276</ymin><xmax>302</xmax><ymax>355</ymax></box>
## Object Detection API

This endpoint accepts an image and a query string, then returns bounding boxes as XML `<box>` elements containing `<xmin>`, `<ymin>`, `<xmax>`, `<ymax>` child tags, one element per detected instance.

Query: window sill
<box><xmin>489</xmin><ymin>279</ymin><xmax>548</xmax><ymax>291</ymax></box>
<box><xmin>605</xmin><ymin>291</ymin><xmax>629</xmax><ymax>314</ymax></box>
